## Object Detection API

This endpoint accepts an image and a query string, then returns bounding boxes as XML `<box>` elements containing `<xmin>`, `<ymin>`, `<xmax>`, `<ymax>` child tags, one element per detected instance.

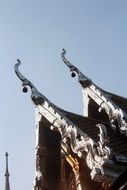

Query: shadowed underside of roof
<box><xmin>102</xmin><ymin>89</ymin><xmax>127</xmax><ymax>114</ymax></box>
<box><xmin>62</xmin><ymin>109</ymin><xmax>127</xmax><ymax>159</ymax></box>
<box><xmin>14</xmin><ymin>52</ymin><xmax>127</xmax><ymax>189</ymax></box>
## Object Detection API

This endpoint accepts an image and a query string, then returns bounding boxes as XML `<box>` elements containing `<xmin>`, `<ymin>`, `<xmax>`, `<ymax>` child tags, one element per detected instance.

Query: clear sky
<box><xmin>0</xmin><ymin>0</ymin><xmax>127</xmax><ymax>189</ymax></box>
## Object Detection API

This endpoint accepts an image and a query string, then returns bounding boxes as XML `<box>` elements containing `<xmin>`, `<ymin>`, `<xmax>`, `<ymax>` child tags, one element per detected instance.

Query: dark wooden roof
<box><xmin>102</xmin><ymin>89</ymin><xmax>127</xmax><ymax>114</ymax></box>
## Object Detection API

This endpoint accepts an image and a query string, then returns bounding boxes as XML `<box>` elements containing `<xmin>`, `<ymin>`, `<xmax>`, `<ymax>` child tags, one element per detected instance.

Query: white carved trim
<box><xmin>33</xmin><ymin>108</ymin><xmax>43</xmax><ymax>189</ymax></box>
<box><xmin>61</xmin><ymin>50</ymin><xmax>127</xmax><ymax>136</ymax></box>
<box><xmin>36</xmin><ymin>101</ymin><xmax>111</xmax><ymax>181</ymax></box>
<box><xmin>82</xmin><ymin>84</ymin><xmax>127</xmax><ymax>135</ymax></box>
<box><xmin>82</xmin><ymin>87</ymin><xmax>90</xmax><ymax>117</ymax></box>
<box><xmin>14</xmin><ymin>59</ymin><xmax>113</xmax><ymax>183</ymax></box>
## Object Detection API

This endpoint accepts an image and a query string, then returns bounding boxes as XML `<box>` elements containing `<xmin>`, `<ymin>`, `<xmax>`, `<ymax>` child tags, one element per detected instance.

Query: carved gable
<box><xmin>15</xmin><ymin>51</ymin><xmax>127</xmax><ymax>190</ymax></box>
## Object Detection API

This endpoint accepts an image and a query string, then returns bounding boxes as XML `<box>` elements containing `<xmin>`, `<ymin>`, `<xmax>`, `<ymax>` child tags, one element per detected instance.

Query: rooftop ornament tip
<box><xmin>14</xmin><ymin>59</ymin><xmax>37</xmax><ymax>94</ymax></box>
<box><xmin>61</xmin><ymin>49</ymin><xmax>92</xmax><ymax>86</ymax></box>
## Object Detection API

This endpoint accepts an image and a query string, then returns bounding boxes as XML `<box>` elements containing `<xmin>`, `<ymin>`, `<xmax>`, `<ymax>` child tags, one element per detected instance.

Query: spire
<box><xmin>4</xmin><ymin>152</ymin><xmax>10</xmax><ymax>190</ymax></box>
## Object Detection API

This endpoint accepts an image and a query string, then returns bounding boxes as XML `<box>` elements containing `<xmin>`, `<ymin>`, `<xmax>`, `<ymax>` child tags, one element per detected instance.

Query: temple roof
<box><xmin>14</xmin><ymin>51</ymin><xmax>127</xmax><ymax>186</ymax></box>
<box><xmin>101</xmin><ymin>89</ymin><xmax>127</xmax><ymax>114</ymax></box>
<box><xmin>58</xmin><ymin>108</ymin><xmax>127</xmax><ymax>159</ymax></box>
<box><xmin>61</xmin><ymin>49</ymin><xmax>127</xmax><ymax>136</ymax></box>
<box><xmin>61</xmin><ymin>49</ymin><xmax>127</xmax><ymax>106</ymax></box>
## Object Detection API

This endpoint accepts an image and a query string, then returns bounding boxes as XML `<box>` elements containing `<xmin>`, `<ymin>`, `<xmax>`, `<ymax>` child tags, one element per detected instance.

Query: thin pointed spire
<box><xmin>4</xmin><ymin>152</ymin><xmax>10</xmax><ymax>190</ymax></box>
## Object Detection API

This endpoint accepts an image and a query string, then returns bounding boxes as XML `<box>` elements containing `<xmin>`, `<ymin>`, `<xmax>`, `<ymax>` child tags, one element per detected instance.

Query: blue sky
<box><xmin>0</xmin><ymin>1</ymin><xmax>127</xmax><ymax>189</ymax></box>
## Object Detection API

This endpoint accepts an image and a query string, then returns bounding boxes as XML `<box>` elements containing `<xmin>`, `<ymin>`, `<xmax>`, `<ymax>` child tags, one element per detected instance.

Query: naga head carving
<box><xmin>14</xmin><ymin>59</ymin><xmax>36</xmax><ymax>93</ymax></box>
<box><xmin>61</xmin><ymin>49</ymin><xmax>92</xmax><ymax>86</ymax></box>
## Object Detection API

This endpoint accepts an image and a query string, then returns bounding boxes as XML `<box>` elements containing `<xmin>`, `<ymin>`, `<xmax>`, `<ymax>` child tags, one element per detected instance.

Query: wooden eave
<box><xmin>61</xmin><ymin>49</ymin><xmax>127</xmax><ymax>137</ymax></box>
<box><xmin>14</xmin><ymin>56</ymin><xmax>127</xmax><ymax>187</ymax></box>
<box><xmin>101</xmin><ymin>89</ymin><xmax>127</xmax><ymax>114</ymax></box>
<box><xmin>64</xmin><ymin>110</ymin><xmax>127</xmax><ymax>157</ymax></box>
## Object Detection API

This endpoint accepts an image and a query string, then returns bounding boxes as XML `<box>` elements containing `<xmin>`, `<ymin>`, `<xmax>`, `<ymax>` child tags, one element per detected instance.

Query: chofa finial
<box><xmin>14</xmin><ymin>59</ymin><xmax>37</xmax><ymax>93</ymax></box>
<box><xmin>61</xmin><ymin>49</ymin><xmax>92</xmax><ymax>85</ymax></box>
<box><xmin>61</xmin><ymin>49</ymin><xmax>76</xmax><ymax>71</ymax></box>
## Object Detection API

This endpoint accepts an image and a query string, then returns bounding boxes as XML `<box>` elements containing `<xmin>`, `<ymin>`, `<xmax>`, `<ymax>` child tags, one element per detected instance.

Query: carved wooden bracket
<box><xmin>63</xmin><ymin>151</ymin><xmax>81</xmax><ymax>190</ymax></box>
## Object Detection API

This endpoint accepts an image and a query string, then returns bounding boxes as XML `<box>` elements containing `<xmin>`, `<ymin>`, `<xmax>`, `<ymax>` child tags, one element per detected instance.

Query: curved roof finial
<box><xmin>14</xmin><ymin>59</ymin><xmax>37</xmax><ymax>93</ymax></box>
<box><xmin>61</xmin><ymin>49</ymin><xmax>92</xmax><ymax>85</ymax></box>
<box><xmin>61</xmin><ymin>49</ymin><xmax>76</xmax><ymax>70</ymax></box>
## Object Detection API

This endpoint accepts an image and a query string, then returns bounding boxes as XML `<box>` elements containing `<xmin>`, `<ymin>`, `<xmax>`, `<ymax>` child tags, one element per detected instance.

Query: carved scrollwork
<box><xmin>110</xmin><ymin>108</ymin><xmax>127</xmax><ymax>134</ymax></box>
<box><xmin>38</xmin><ymin>101</ymin><xmax>111</xmax><ymax>180</ymax></box>
<box><xmin>15</xmin><ymin>58</ymin><xmax>111</xmax><ymax>182</ymax></box>
<box><xmin>61</xmin><ymin>50</ymin><xmax>127</xmax><ymax>137</ymax></box>
<box><xmin>36</xmin><ymin>103</ymin><xmax>111</xmax><ymax>180</ymax></box>
<box><xmin>99</xmin><ymin>101</ymin><xmax>127</xmax><ymax>134</ymax></box>
<box><xmin>86</xmin><ymin>124</ymin><xmax>110</xmax><ymax>179</ymax></box>
<box><xmin>99</xmin><ymin>102</ymin><xmax>113</xmax><ymax>120</ymax></box>
<box><xmin>56</xmin><ymin>121</ymin><xmax>110</xmax><ymax>179</ymax></box>
<box><xmin>96</xmin><ymin>124</ymin><xmax>110</xmax><ymax>157</ymax></box>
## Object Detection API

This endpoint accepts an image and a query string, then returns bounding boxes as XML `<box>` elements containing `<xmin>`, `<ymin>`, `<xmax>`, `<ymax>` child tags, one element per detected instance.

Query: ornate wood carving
<box><xmin>36</xmin><ymin>104</ymin><xmax>111</xmax><ymax>181</ymax></box>
<box><xmin>61</xmin><ymin>49</ymin><xmax>127</xmax><ymax>136</ymax></box>
<box><xmin>64</xmin><ymin>154</ymin><xmax>81</xmax><ymax>190</ymax></box>
<box><xmin>14</xmin><ymin>60</ymin><xmax>112</xmax><ymax>184</ymax></box>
